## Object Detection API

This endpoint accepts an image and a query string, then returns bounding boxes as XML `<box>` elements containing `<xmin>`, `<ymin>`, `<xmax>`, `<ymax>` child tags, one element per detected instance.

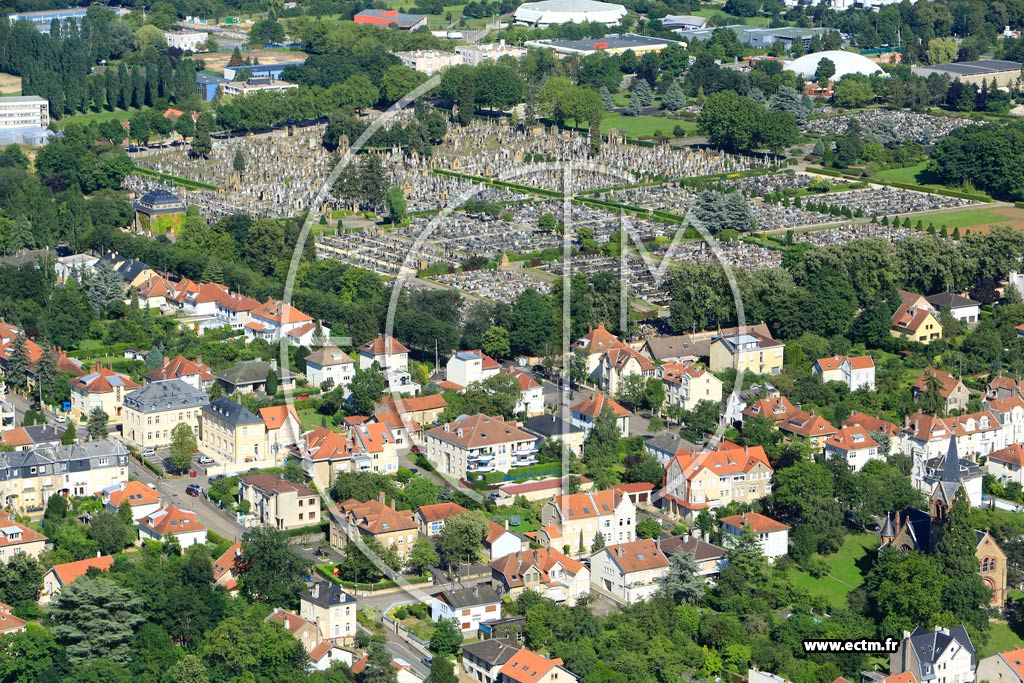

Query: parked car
<box><xmin>197</xmin><ymin>455</ymin><xmax>214</xmax><ymax>465</ymax></box>
<box><xmin>29</xmin><ymin>401</ymin><xmax>41</xmax><ymax>411</ymax></box>
<box><xmin>141</xmin><ymin>448</ymin><xmax>155</xmax><ymax>457</ymax></box>
<box><xmin>185</xmin><ymin>484</ymin><xmax>202</xmax><ymax>497</ymax></box>
<box><xmin>54</xmin><ymin>415</ymin><xmax>66</xmax><ymax>423</ymax></box>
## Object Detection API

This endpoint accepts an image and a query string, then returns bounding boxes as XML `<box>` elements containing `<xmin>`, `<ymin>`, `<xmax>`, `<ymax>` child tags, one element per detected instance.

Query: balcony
<box><xmin>467</xmin><ymin>461</ymin><xmax>496</xmax><ymax>473</ymax></box>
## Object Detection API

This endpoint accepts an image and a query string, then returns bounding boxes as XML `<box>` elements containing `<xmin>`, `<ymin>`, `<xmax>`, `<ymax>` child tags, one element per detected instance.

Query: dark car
<box><xmin>29</xmin><ymin>401</ymin><xmax>41</xmax><ymax>411</ymax></box>
<box><xmin>185</xmin><ymin>484</ymin><xmax>202</xmax><ymax>497</ymax></box>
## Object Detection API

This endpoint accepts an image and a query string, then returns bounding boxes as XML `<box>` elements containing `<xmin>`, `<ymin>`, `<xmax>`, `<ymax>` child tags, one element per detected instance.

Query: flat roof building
<box><xmin>7</xmin><ymin>7</ymin><xmax>129</xmax><ymax>32</ymax></box>
<box><xmin>0</xmin><ymin>96</ymin><xmax>49</xmax><ymax>130</ymax></box>
<box><xmin>391</xmin><ymin>50</ymin><xmax>463</xmax><ymax>75</ymax></box>
<box><xmin>164</xmin><ymin>31</ymin><xmax>207</xmax><ymax>52</ymax></box>
<box><xmin>524</xmin><ymin>32</ymin><xmax>683</xmax><ymax>56</ymax></box>
<box><xmin>913</xmin><ymin>59</ymin><xmax>1023</xmax><ymax>87</ymax></box>
<box><xmin>456</xmin><ymin>41</ymin><xmax>528</xmax><ymax>66</ymax></box>
<box><xmin>223</xmin><ymin>61</ymin><xmax>305</xmax><ymax>81</ymax></box>
<box><xmin>353</xmin><ymin>8</ymin><xmax>427</xmax><ymax>30</ymax></box>
<box><xmin>221</xmin><ymin>78</ymin><xmax>299</xmax><ymax>97</ymax></box>
<box><xmin>674</xmin><ymin>24</ymin><xmax>835</xmax><ymax>52</ymax></box>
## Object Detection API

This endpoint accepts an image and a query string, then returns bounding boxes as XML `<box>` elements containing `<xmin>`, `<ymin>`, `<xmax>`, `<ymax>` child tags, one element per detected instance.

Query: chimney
<box><xmin>533</xmin><ymin>550</ymin><xmax>538</xmax><ymax>564</ymax></box>
<box><xmin>312</xmin><ymin>582</ymin><xmax>320</xmax><ymax>599</ymax></box>
<box><xmin>505</xmin><ymin>519</ymin><xmax>509</xmax><ymax>530</ymax></box>
<box><xmin>270</xmin><ymin>358</ymin><xmax>278</xmax><ymax>371</ymax></box>
<box><xmin>390</xmin><ymin>498</ymin><xmax>395</xmax><ymax>510</ymax></box>
<box><xmin>378</xmin><ymin>491</ymin><xmax>386</xmax><ymax>505</ymax></box>
<box><xmin>196</xmin><ymin>356</ymin><xmax>202</xmax><ymax>365</ymax></box>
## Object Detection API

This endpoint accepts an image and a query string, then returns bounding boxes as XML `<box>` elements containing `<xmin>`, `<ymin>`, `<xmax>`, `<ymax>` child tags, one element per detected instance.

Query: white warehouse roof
<box><xmin>784</xmin><ymin>50</ymin><xmax>884</xmax><ymax>80</ymax></box>
<box><xmin>513</xmin><ymin>0</ymin><xmax>627</xmax><ymax>27</ymax></box>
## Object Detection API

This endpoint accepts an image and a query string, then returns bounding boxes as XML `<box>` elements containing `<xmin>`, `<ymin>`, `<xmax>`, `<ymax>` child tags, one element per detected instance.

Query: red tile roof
<box><xmin>259</xmin><ymin>404</ymin><xmax>299</xmax><ymax>430</ymax></box>
<box><xmin>140</xmin><ymin>505</ymin><xmax>206</xmax><ymax>538</ymax></box>
<box><xmin>990</xmin><ymin>443</ymin><xmax>1024</xmax><ymax>466</ymax></box>
<box><xmin>416</xmin><ymin>502</ymin><xmax>469</xmax><ymax>523</ymax></box>
<box><xmin>427</xmin><ymin>414</ymin><xmax>535</xmax><ymax>449</ymax></box>
<box><xmin>359</xmin><ymin>336</ymin><xmax>408</xmax><ymax>356</ymax></box>
<box><xmin>571</xmin><ymin>393</ymin><xmax>631</xmax><ymax>419</ymax></box>
<box><xmin>106</xmin><ymin>481</ymin><xmax>162</xmax><ymax>508</ymax></box>
<box><xmin>145</xmin><ymin>355</ymin><xmax>214</xmax><ymax>383</ymax></box>
<box><xmin>603</xmin><ymin>538</ymin><xmax>668</xmax><ymax>573</ymax></box>
<box><xmin>499</xmin><ymin>648</ymin><xmax>565</xmax><ymax>683</ymax></box>
<box><xmin>825</xmin><ymin>425</ymin><xmax>878</xmax><ymax>451</ymax></box>
<box><xmin>490</xmin><ymin>547</ymin><xmax>585</xmax><ymax>587</ymax></box>
<box><xmin>913</xmin><ymin>368</ymin><xmax>962</xmax><ymax>398</ymax></box>
<box><xmin>212</xmin><ymin>540</ymin><xmax>241</xmax><ymax>589</ymax></box>
<box><xmin>50</xmin><ymin>555</ymin><xmax>114</xmax><ymax>587</ymax></box>
<box><xmin>577</xmin><ymin>322</ymin><xmax>624</xmax><ymax>354</ymax></box>
<box><xmin>336</xmin><ymin>498</ymin><xmax>416</xmax><ymax>535</ymax></box>
<box><xmin>720</xmin><ymin>511</ymin><xmax>789</xmax><ymax>534</ymax></box>
<box><xmin>844</xmin><ymin>412</ymin><xmax>901</xmax><ymax>437</ymax></box>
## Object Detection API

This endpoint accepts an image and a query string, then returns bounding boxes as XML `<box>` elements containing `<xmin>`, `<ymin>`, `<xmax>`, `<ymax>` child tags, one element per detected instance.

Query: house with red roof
<box><xmin>212</xmin><ymin>540</ymin><xmax>241</xmax><ymax>592</ymax></box>
<box><xmin>913</xmin><ymin>368</ymin><xmax>971</xmax><ymax>415</ymax></box>
<box><xmin>0</xmin><ymin>603</ymin><xmax>25</xmax><ymax>635</ymax></box>
<box><xmin>329</xmin><ymin>496</ymin><xmax>417</xmax><ymax>562</ymax></box>
<box><xmin>349</xmin><ymin>421</ymin><xmax>399</xmax><ymax>475</ymax></box>
<box><xmin>103</xmin><ymin>480</ymin><xmax>162</xmax><ymax>522</ymax></box>
<box><xmin>589</xmin><ymin>538</ymin><xmax>669</xmax><ymax>605</ymax></box>
<box><xmin>778</xmin><ymin>411</ymin><xmax>837</xmax><ymax>449</ymax></box>
<box><xmin>891</xmin><ymin>290</ymin><xmax>942</xmax><ymax>344</ymax></box>
<box><xmin>812</xmin><ymin>354</ymin><xmax>875</xmax><ymax>392</ymax></box>
<box><xmin>720</xmin><ymin>512</ymin><xmax>790</xmax><ymax>562</ymax></box>
<box><xmin>824</xmin><ymin>425</ymin><xmax>880</xmax><ymax>471</ymax></box>
<box><xmin>988</xmin><ymin>443</ymin><xmax>1024</xmax><ymax>486</ymax></box>
<box><xmin>425</xmin><ymin>414</ymin><xmax>538</xmax><ymax>479</ymax></box>
<box><xmin>538</xmin><ymin>489</ymin><xmax>635</xmax><ymax>556</ymax></box>
<box><xmin>310</xmin><ymin>641</ymin><xmax>355</xmax><ymax>671</ymax></box>
<box><xmin>40</xmin><ymin>555</ymin><xmax>114</xmax><ymax>604</ymax></box>
<box><xmin>244</xmin><ymin>299</ymin><xmax>327</xmax><ymax>347</ymax></box>
<box><xmin>661</xmin><ymin>445</ymin><xmax>773</xmax><ymax>519</ymax></box>
<box><xmin>213</xmin><ymin>291</ymin><xmax>261</xmax><ymax>330</ymax></box>
<box><xmin>358</xmin><ymin>336</ymin><xmax>419</xmax><ymax>395</ymax></box>
<box><xmin>660</xmin><ymin>361</ymin><xmax>723</xmax><ymax>413</ymax></box>
<box><xmin>69</xmin><ymin>363</ymin><xmax>140</xmax><ymax>424</ymax></box>
<box><xmin>490</xmin><ymin>547</ymin><xmax>589</xmax><ymax>604</ymax></box>
<box><xmin>239</xmin><ymin>473</ymin><xmax>320</xmax><ymax>531</ymax></box>
<box><xmin>447</xmin><ymin>349</ymin><xmax>501</xmax><ymax>388</ymax></box>
<box><xmin>260</xmin><ymin>404</ymin><xmax>302</xmax><ymax>457</ymax></box>
<box><xmin>0</xmin><ymin>510</ymin><xmax>46</xmax><ymax>561</ymax></box>
<box><xmin>570</xmin><ymin>392</ymin><xmax>631</xmax><ymax>438</ymax></box>
<box><xmin>499</xmin><ymin>647</ymin><xmax>581</xmax><ymax>683</ymax></box>
<box><xmin>499</xmin><ymin>367</ymin><xmax>544</xmax><ymax>417</ymax></box>
<box><xmin>266</xmin><ymin>607</ymin><xmax>319</xmax><ymax>652</ymax></box>
<box><xmin>145</xmin><ymin>354</ymin><xmax>215</xmax><ymax>391</ymax></box>
<box><xmin>978</xmin><ymin>647</ymin><xmax>1024</xmax><ymax>683</ymax></box>
<box><xmin>138</xmin><ymin>505</ymin><xmax>207</xmax><ymax>548</ymax></box>
<box><xmin>295</xmin><ymin>426</ymin><xmax>356</xmax><ymax>490</ymax></box>
<box><xmin>743</xmin><ymin>394</ymin><xmax>799</xmax><ymax>424</ymax></box>
<box><xmin>576</xmin><ymin>323</ymin><xmax>626</xmax><ymax>377</ymax></box>
<box><xmin>597</xmin><ymin>344</ymin><xmax>656</xmax><ymax>397</ymax></box>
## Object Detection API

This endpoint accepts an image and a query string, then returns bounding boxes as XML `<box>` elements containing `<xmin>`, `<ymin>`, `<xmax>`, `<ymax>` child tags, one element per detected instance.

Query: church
<box><xmin>879</xmin><ymin>438</ymin><xmax>1007</xmax><ymax>607</ymax></box>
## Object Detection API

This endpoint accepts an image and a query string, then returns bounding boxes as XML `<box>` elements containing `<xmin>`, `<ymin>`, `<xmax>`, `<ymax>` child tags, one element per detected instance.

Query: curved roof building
<box><xmin>513</xmin><ymin>0</ymin><xmax>627</xmax><ymax>27</ymax></box>
<box><xmin>785</xmin><ymin>50</ymin><xmax>884</xmax><ymax>80</ymax></box>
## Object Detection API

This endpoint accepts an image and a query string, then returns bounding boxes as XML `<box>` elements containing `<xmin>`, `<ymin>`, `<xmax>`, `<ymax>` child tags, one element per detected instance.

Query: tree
<box><xmin>192</xmin><ymin>116</ymin><xmax>213</xmax><ymax>159</ymax></box>
<box><xmin>5</xmin><ymin>335</ymin><xmax>28</xmax><ymax>388</ymax></box>
<box><xmin>44</xmin><ymin>493</ymin><xmax>68</xmax><ymax>528</ymax></box>
<box><xmin>249</xmin><ymin>17</ymin><xmax>285</xmax><ymax>45</ymax></box>
<box><xmin>0</xmin><ymin>552</ymin><xmax>43</xmax><ymax>606</ymax></box>
<box><xmin>480</xmin><ymin>326</ymin><xmax>510</xmax><ymax>360</ymax></box>
<box><xmin>169</xmin><ymin>422</ymin><xmax>197</xmax><ymax>473</ymax></box>
<box><xmin>227</xmin><ymin>47</ymin><xmax>244</xmax><ymax>68</ymax></box>
<box><xmin>757</xmin><ymin>109</ymin><xmax>799</xmax><ymax>153</ymax></box>
<box><xmin>403</xmin><ymin>477</ymin><xmax>441</xmax><ymax>509</ymax></box>
<box><xmin>243</xmin><ymin>218</ymin><xmax>285</xmax><ymax>276</ymax></box>
<box><xmin>436</xmin><ymin>512</ymin><xmax>489</xmax><ymax>569</ymax></box>
<box><xmin>717</xmin><ymin>522</ymin><xmax>768</xmax><ymax>598</ymax></box>
<box><xmin>660</xmin><ymin>550</ymin><xmax>704</xmax><ymax>605</ymax></box>
<box><xmin>34</xmin><ymin>346</ymin><xmax>57</xmax><ymax>404</ymax></box>
<box><xmin>166</xmin><ymin>654</ymin><xmax>210</xmax><ymax>683</ymax></box>
<box><xmin>409</xmin><ymin>537</ymin><xmax>440</xmax><ymax>574</ymax></box>
<box><xmin>385</xmin><ymin>186</ymin><xmax>407</xmax><ymax>226</ymax></box>
<box><xmin>361</xmin><ymin>636</ymin><xmax>399</xmax><ymax>683</ymax></box>
<box><xmin>265</xmin><ymin>369</ymin><xmax>278</xmax><ymax>395</ymax></box>
<box><xmin>200</xmin><ymin>614</ymin><xmax>309</xmax><ymax>683</ymax></box>
<box><xmin>927</xmin><ymin>37</ymin><xmax>958</xmax><ymax>65</ymax></box>
<box><xmin>583</xmin><ymin>406</ymin><xmax>621</xmax><ymax>489</ymax></box>
<box><xmin>232</xmin><ymin>149</ymin><xmax>246</xmax><ymax>175</ymax></box>
<box><xmin>630</xmin><ymin>78</ymin><xmax>653</xmax><ymax>106</ymax></box>
<box><xmin>236</xmin><ymin>526</ymin><xmax>308</xmax><ymax>606</ymax></box>
<box><xmin>425</xmin><ymin>652</ymin><xmax>457</xmax><ymax>683</ymax></box>
<box><xmin>599</xmin><ymin>86</ymin><xmax>615</xmax><ymax>111</ymax></box>
<box><xmin>865</xmin><ymin>550</ymin><xmax>949</xmax><ymax>636</ymax></box>
<box><xmin>936</xmin><ymin>487</ymin><xmax>992</xmax><ymax>631</ymax></box>
<box><xmin>833</xmin><ymin>75</ymin><xmax>875</xmax><ymax>108</ymax></box>
<box><xmin>662</xmin><ymin>80</ymin><xmax>686</xmax><ymax>111</ymax></box>
<box><xmin>636</xmin><ymin>517</ymin><xmax>662</xmax><ymax>539</ymax></box>
<box><xmin>697</xmin><ymin>91</ymin><xmax>764</xmax><ymax>152</ymax></box>
<box><xmin>87</xmin><ymin>407</ymin><xmax>108</xmax><ymax>440</ymax></box>
<box><xmin>814</xmin><ymin>57</ymin><xmax>836</xmax><ymax>84</ymax></box>
<box><xmin>349</xmin><ymin>367</ymin><xmax>386</xmax><ymax>415</ymax></box>
<box><xmin>429</xmin><ymin>618</ymin><xmax>464</xmax><ymax>656</ymax></box>
<box><xmin>87</xmin><ymin>509</ymin><xmax>134</xmax><ymax>555</ymax></box>
<box><xmin>50</xmin><ymin>576</ymin><xmax>144</xmax><ymax>664</ymax></box>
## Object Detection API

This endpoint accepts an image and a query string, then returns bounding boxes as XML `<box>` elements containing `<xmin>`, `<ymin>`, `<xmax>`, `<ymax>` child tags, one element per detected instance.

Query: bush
<box><xmin>394</xmin><ymin>607</ymin><xmax>409</xmax><ymax>620</ymax></box>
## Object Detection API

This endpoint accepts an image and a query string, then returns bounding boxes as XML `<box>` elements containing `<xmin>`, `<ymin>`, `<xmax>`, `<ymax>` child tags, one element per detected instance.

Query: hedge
<box><xmin>132</xmin><ymin>166</ymin><xmax>219</xmax><ymax>191</ymax></box>
<box><xmin>285</xmin><ymin>520</ymin><xmax>329</xmax><ymax>538</ymax></box>
<box><xmin>806</xmin><ymin>166</ymin><xmax>992</xmax><ymax>202</ymax></box>
<box><xmin>315</xmin><ymin>564</ymin><xmax>432</xmax><ymax>590</ymax></box>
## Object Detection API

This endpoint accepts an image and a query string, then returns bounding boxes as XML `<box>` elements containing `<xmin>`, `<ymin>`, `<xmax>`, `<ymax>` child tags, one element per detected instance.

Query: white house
<box><xmin>358</xmin><ymin>336</ymin><xmax>419</xmax><ymax>395</ymax></box>
<box><xmin>589</xmin><ymin>538</ymin><xmax>669</xmax><ymax>605</ymax></box>
<box><xmin>305</xmin><ymin>346</ymin><xmax>356</xmax><ymax>393</ymax></box>
<box><xmin>430</xmin><ymin>585</ymin><xmax>502</xmax><ymax>633</ymax></box>
<box><xmin>927</xmin><ymin>292</ymin><xmax>982</xmax><ymax>328</ymax></box>
<box><xmin>490</xmin><ymin>547</ymin><xmax>590</xmax><ymax>604</ymax></box>
<box><xmin>824</xmin><ymin>425</ymin><xmax>881</xmax><ymax>472</ymax></box>
<box><xmin>812</xmin><ymin>355</ymin><xmax>875</xmax><ymax>392</ymax></box>
<box><xmin>570</xmin><ymin>393</ymin><xmax>631</xmax><ymax>438</ymax></box>
<box><xmin>244</xmin><ymin>299</ymin><xmax>328</xmax><ymax>348</ymax></box>
<box><xmin>986</xmin><ymin>443</ymin><xmax>1024</xmax><ymax>486</ymax></box>
<box><xmin>424</xmin><ymin>414</ymin><xmax>538</xmax><ymax>480</ymax></box>
<box><xmin>720</xmin><ymin>512</ymin><xmax>789</xmax><ymax>563</ymax></box>
<box><xmin>499</xmin><ymin>367</ymin><xmax>545</xmax><ymax>417</ymax></box>
<box><xmin>538</xmin><ymin>490</ymin><xmax>636</xmax><ymax>556</ymax></box>
<box><xmin>446</xmin><ymin>350</ymin><xmax>500</xmax><ymax>388</ymax></box>
<box><xmin>138</xmin><ymin>505</ymin><xmax>208</xmax><ymax>548</ymax></box>
<box><xmin>891</xmin><ymin>626</ymin><xmax>975</xmax><ymax>683</ymax></box>
<box><xmin>102</xmin><ymin>480</ymin><xmax>162</xmax><ymax>522</ymax></box>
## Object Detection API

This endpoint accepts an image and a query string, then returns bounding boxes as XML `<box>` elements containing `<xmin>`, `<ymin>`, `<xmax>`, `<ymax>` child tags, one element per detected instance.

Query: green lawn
<box><xmin>52</xmin><ymin>109</ymin><xmax>133</xmax><ymax>130</ymax></box>
<box><xmin>873</xmin><ymin>163</ymin><xmax>929</xmax><ymax>185</ymax></box>
<box><xmin>980</xmin><ymin>620</ymin><xmax>1023</xmax><ymax>658</ymax></box>
<box><xmin>786</xmin><ymin>533</ymin><xmax>878</xmax><ymax>610</ymax></box>
<box><xmin>601</xmin><ymin>113</ymin><xmax>696</xmax><ymax>137</ymax></box>
<box><xmin>689</xmin><ymin>8</ymin><xmax>770</xmax><ymax>25</ymax></box>
<box><xmin>298</xmin><ymin>407</ymin><xmax>326</xmax><ymax>432</ymax></box>
<box><xmin>919</xmin><ymin>206</ymin><xmax>1024</xmax><ymax>230</ymax></box>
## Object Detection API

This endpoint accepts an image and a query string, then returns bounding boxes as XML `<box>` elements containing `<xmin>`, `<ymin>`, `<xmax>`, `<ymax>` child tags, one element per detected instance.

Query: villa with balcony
<box><xmin>425</xmin><ymin>414</ymin><xmax>538</xmax><ymax>480</ymax></box>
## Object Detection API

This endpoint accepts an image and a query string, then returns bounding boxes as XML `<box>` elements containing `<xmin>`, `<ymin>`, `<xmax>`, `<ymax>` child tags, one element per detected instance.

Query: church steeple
<box><xmin>942</xmin><ymin>436</ymin><xmax>960</xmax><ymax>483</ymax></box>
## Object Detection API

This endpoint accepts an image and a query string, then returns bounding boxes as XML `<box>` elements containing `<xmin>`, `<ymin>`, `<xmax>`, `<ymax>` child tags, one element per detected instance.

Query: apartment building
<box><xmin>122</xmin><ymin>379</ymin><xmax>208</xmax><ymax>450</ymax></box>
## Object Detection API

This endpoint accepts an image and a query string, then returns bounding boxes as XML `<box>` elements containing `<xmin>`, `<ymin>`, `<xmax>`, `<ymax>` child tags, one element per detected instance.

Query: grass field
<box><xmin>980</xmin><ymin>620</ymin><xmax>1023</xmax><ymax>658</ymax></box>
<box><xmin>298</xmin><ymin>407</ymin><xmax>325</xmax><ymax>432</ymax></box>
<box><xmin>919</xmin><ymin>206</ymin><xmax>1024</xmax><ymax>233</ymax></box>
<box><xmin>601</xmin><ymin>113</ymin><xmax>696</xmax><ymax>137</ymax></box>
<box><xmin>690</xmin><ymin>8</ymin><xmax>771</xmax><ymax>25</ymax></box>
<box><xmin>786</xmin><ymin>533</ymin><xmax>877</xmax><ymax>610</ymax></box>
<box><xmin>51</xmin><ymin>109</ymin><xmax>133</xmax><ymax>130</ymax></box>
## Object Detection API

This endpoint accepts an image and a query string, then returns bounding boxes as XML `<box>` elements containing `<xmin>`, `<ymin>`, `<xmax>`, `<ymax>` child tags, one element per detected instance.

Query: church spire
<box><xmin>942</xmin><ymin>436</ymin><xmax>960</xmax><ymax>483</ymax></box>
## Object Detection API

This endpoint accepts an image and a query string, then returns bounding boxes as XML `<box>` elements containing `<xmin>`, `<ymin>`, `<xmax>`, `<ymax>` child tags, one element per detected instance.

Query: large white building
<box><xmin>391</xmin><ymin>50</ymin><xmax>463</xmax><ymax>75</ymax></box>
<box><xmin>513</xmin><ymin>0</ymin><xmax>627</xmax><ymax>27</ymax></box>
<box><xmin>456</xmin><ymin>41</ymin><xmax>528</xmax><ymax>66</ymax></box>
<box><xmin>785</xmin><ymin>50</ymin><xmax>884</xmax><ymax>81</ymax></box>
<box><xmin>164</xmin><ymin>31</ymin><xmax>207</xmax><ymax>51</ymax></box>
<box><xmin>0</xmin><ymin>96</ymin><xmax>49</xmax><ymax>129</ymax></box>
<box><xmin>425</xmin><ymin>414</ymin><xmax>538</xmax><ymax>479</ymax></box>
